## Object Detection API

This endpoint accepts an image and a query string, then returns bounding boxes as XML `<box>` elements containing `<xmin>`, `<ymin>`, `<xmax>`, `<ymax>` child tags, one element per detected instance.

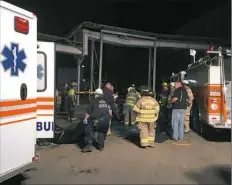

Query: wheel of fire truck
<box><xmin>191</xmin><ymin>101</ymin><xmax>214</xmax><ymax>137</ymax></box>
<box><xmin>190</xmin><ymin>101</ymin><xmax>203</xmax><ymax>134</ymax></box>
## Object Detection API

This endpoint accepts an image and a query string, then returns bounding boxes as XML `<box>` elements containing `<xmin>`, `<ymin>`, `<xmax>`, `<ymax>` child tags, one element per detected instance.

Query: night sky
<box><xmin>7</xmin><ymin>0</ymin><xmax>231</xmax><ymax>90</ymax></box>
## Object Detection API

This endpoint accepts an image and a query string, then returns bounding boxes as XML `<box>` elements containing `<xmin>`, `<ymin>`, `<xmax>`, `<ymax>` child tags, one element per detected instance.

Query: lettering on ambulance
<box><xmin>36</xmin><ymin>121</ymin><xmax>54</xmax><ymax>131</ymax></box>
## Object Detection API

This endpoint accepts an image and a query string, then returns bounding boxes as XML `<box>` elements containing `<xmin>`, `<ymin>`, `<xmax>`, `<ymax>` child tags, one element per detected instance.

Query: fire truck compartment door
<box><xmin>36</xmin><ymin>42</ymin><xmax>55</xmax><ymax>138</ymax></box>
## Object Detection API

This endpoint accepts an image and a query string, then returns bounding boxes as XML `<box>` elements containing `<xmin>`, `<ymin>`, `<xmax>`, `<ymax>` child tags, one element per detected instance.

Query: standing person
<box><xmin>55</xmin><ymin>88</ymin><xmax>59</xmax><ymax>107</ymax></box>
<box><xmin>102</xmin><ymin>83</ymin><xmax>120</xmax><ymax>136</ymax></box>
<box><xmin>82</xmin><ymin>88</ymin><xmax>112</xmax><ymax>152</ymax></box>
<box><xmin>124</xmin><ymin>87</ymin><xmax>140</xmax><ymax>125</ymax></box>
<box><xmin>60</xmin><ymin>83</ymin><xmax>68</xmax><ymax>112</ymax></box>
<box><xmin>111</xmin><ymin>85</ymin><xmax>114</xmax><ymax>92</ymax></box>
<box><xmin>115</xmin><ymin>93</ymin><xmax>124</xmax><ymax>117</ymax></box>
<box><xmin>113</xmin><ymin>92</ymin><xmax>118</xmax><ymax>102</ymax></box>
<box><xmin>67</xmin><ymin>82</ymin><xmax>77</xmax><ymax>122</ymax></box>
<box><xmin>158</xmin><ymin>82</ymin><xmax>170</xmax><ymax>134</ymax></box>
<box><xmin>182</xmin><ymin>80</ymin><xmax>194</xmax><ymax>133</ymax></box>
<box><xmin>133</xmin><ymin>86</ymin><xmax>160</xmax><ymax>148</ymax></box>
<box><xmin>113</xmin><ymin>92</ymin><xmax>119</xmax><ymax>114</ymax></box>
<box><xmin>131</xmin><ymin>84</ymin><xmax>141</xmax><ymax>99</ymax></box>
<box><xmin>166</xmin><ymin>82</ymin><xmax>175</xmax><ymax>134</ymax></box>
<box><xmin>170</xmin><ymin>81</ymin><xmax>188</xmax><ymax>141</ymax></box>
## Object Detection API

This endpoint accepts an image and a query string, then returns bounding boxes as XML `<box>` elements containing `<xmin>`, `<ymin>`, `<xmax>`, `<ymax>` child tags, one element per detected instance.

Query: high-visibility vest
<box><xmin>125</xmin><ymin>92</ymin><xmax>139</xmax><ymax>107</ymax></box>
<box><xmin>68</xmin><ymin>88</ymin><xmax>75</xmax><ymax>97</ymax></box>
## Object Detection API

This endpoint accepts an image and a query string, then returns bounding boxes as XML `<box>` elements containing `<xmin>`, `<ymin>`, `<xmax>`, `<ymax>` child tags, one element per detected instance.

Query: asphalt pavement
<box><xmin>2</xmin><ymin>120</ymin><xmax>231</xmax><ymax>185</ymax></box>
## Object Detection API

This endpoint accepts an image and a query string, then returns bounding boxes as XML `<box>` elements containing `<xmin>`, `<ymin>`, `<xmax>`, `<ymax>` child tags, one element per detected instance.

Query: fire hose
<box><xmin>164</xmin><ymin>137</ymin><xmax>192</xmax><ymax>146</ymax></box>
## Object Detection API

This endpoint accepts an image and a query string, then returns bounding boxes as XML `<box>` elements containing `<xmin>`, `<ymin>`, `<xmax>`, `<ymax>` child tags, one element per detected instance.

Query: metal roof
<box><xmin>38</xmin><ymin>33</ymin><xmax>82</xmax><ymax>55</ymax></box>
<box><xmin>67</xmin><ymin>21</ymin><xmax>230</xmax><ymax>46</ymax></box>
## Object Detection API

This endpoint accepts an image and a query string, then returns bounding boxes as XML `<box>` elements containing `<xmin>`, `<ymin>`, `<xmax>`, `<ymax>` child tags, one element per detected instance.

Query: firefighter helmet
<box><xmin>162</xmin><ymin>82</ymin><xmax>168</xmax><ymax>86</ymax></box>
<box><xmin>139</xmin><ymin>85</ymin><xmax>149</xmax><ymax>92</ymax></box>
<box><xmin>140</xmin><ymin>86</ymin><xmax>150</xmax><ymax>96</ymax></box>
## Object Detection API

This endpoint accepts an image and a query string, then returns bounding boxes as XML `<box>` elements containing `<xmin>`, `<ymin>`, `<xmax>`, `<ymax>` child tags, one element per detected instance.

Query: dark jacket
<box><xmin>87</xmin><ymin>97</ymin><xmax>110</xmax><ymax>119</ymax></box>
<box><xmin>172</xmin><ymin>87</ymin><xmax>188</xmax><ymax>109</ymax></box>
<box><xmin>102</xmin><ymin>87</ymin><xmax>119</xmax><ymax>120</ymax></box>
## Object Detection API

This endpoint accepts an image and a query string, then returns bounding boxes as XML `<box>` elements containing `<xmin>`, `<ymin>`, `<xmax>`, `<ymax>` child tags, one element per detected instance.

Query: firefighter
<box><xmin>159</xmin><ymin>82</ymin><xmax>169</xmax><ymax>106</ymax></box>
<box><xmin>158</xmin><ymin>82</ymin><xmax>170</xmax><ymax>133</ymax></box>
<box><xmin>124</xmin><ymin>87</ymin><xmax>140</xmax><ymax>125</ymax></box>
<box><xmin>133</xmin><ymin>86</ymin><xmax>160</xmax><ymax>148</ymax></box>
<box><xmin>167</xmin><ymin>82</ymin><xmax>175</xmax><ymax>108</ymax></box>
<box><xmin>133</xmin><ymin>84</ymin><xmax>141</xmax><ymax>99</ymax></box>
<box><xmin>67</xmin><ymin>82</ymin><xmax>77</xmax><ymax>122</ymax></box>
<box><xmin>60</xmin><ymin>83</ymin><xmax>68</xmax><ymax>112</ymax></box>
<box><xmin>169</xmin><ymin>82</ymin><xmax>175</xmax><ymax>95</ymax></box>
<box><xmin>182</xmin><ymin>80</ymin><xmax>194</xmax><ymax>133</ymax></box>
<box><xmin>82</xmin><ymin>88</ymin><xmax>112</xmax><ymax>152</ymax></box>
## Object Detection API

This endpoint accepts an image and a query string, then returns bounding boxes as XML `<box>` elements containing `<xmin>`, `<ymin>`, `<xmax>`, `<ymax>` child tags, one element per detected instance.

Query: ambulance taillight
<box><xmin>32</xmin><ymin>154</ymin><xmax>40</xmax><ymax>162</ymax></box>
<box><xmin>14</xmin><ymin>16</ymin><xmax>29</xmax><ymax>34</ymax></box>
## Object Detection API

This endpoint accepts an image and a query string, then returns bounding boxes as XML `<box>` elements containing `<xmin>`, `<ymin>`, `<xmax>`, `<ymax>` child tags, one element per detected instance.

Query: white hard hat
<box><xmin>182</xmin><ymin>80</ymin><xmax>189</xmax><ymax>85</ymax></box>
<box><xmin>181</xmin><ymin>71</ymin><xmax>187</xmax><ymax>75</ymax></box>
<box><xmin>170</xmin><ymin>82</ymin><xmax>175</xmax><ymax>87</ymax></box>
<box><xmin>94</xmin><ymin>88</ymin><xmax>104</xmax><ymax>95</ymax></box>
<box><xmin>71</xmin><ymin>82</ymin><xmax>77</xmax><ymax>86</ymax></box>
<box><xmin>188</xmin><ymin>80</ymin><xmax>197</xmax><ymax>84</ymax></box>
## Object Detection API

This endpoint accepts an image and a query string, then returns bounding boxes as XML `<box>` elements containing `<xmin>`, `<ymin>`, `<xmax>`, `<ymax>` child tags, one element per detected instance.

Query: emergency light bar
<box><xmin>14</xmin><ymin>16</ymin><xmax>29</xmax><ymax>34</ymax></box>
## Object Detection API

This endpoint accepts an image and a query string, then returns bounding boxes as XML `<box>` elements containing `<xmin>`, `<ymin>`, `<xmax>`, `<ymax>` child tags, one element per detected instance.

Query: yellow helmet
<box><xmin>162</xmin><ymin>82</ymin><xmax>168</xmax><ymax>86</ymax></box>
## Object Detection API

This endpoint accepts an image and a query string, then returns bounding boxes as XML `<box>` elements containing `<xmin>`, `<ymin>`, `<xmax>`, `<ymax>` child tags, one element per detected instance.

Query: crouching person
<box><xmin>81</xmin><ymin>88</ymin><xmax>112</xmax><ymax>153</ymax></box>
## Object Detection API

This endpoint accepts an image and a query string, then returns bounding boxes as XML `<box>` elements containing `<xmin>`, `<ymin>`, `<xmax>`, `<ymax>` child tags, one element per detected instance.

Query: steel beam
<box><xmin>83</xmin><ymin>29</ymin><xmax>229</xmax><ymax>50</ymax></box>
<box><xmin>148</xmin><ymin>48</ymin><xmax>152</xmax><ymax>88</ymax></box>
<box><xmin>152</xmin><ymin>41</ymin><xmax>157</xmax><ymax>92</ymax></box>
<box><xmin>55</xmin><ymin>44</ymin><xmax>82</xmax><ymax>55</ymax></box>
<box><xmin>90</xmin><ymin>40</ymin><xmax>94</xmax><ymax>92</ymax></box>
<box><xmin>102</xmin><ymin>29</ymin><xmax>154</xmax><ymax>41</ymax></box>
<box><xmin>76</xmin><ymin>58</ymin><xmax>81</xmax><ymax>106</ymax></box>
<box><xmin>98</xmin><ymin>31</ymin><xmax>103</xmax><ymax>88</ymax></box>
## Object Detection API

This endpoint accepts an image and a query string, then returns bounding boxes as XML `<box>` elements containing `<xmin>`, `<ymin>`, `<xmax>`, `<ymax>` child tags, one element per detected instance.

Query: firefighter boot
<box><xmin>81</xmin><ymin>145</ymin><xmax>93</xmax><ymax>153</ymax></box>
<box><xmin>124</xmin><ymin>125</ymin><xmax>131</xmax><ymax>139</ymax></box>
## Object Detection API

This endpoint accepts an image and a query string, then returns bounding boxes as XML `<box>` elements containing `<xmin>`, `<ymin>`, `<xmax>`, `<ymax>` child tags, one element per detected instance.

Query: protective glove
<box><xmin>83</xmin><ymin>119</ymin><xmax>88</xmax><ymax>125</ymax></box>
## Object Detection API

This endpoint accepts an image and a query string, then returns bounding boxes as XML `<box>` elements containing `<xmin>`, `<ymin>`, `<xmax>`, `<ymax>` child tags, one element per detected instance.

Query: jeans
<box><xmin>171</xmin><ymin>109</ymin><xmax>186</xmax><ymax>140</ymax></box>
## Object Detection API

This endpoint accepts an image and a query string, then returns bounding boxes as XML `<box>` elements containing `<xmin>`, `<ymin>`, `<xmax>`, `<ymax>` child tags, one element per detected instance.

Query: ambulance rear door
<box><xmin>37</xmin><ymin>42</ymin><xmax>55</xmax><ymax>138</ymax></box>
<box><xmin>0</xmin><ymin>1</ymin><xmax>37</xmax><ymax>178</ymax></box>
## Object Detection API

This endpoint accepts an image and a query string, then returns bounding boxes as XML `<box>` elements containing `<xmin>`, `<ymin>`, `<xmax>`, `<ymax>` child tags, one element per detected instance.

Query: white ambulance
<box><xmin>0</xmin><ymin>1</ymin><xmax>55</xmax><ymax>182</ymax></box>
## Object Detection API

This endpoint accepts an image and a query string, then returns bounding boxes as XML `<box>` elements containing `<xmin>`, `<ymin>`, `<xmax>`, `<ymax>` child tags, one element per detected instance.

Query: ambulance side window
<box><xmin>37</xmin><ymin>52</ymin><xmax>47</xmax><ymax>92</ymax></box>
